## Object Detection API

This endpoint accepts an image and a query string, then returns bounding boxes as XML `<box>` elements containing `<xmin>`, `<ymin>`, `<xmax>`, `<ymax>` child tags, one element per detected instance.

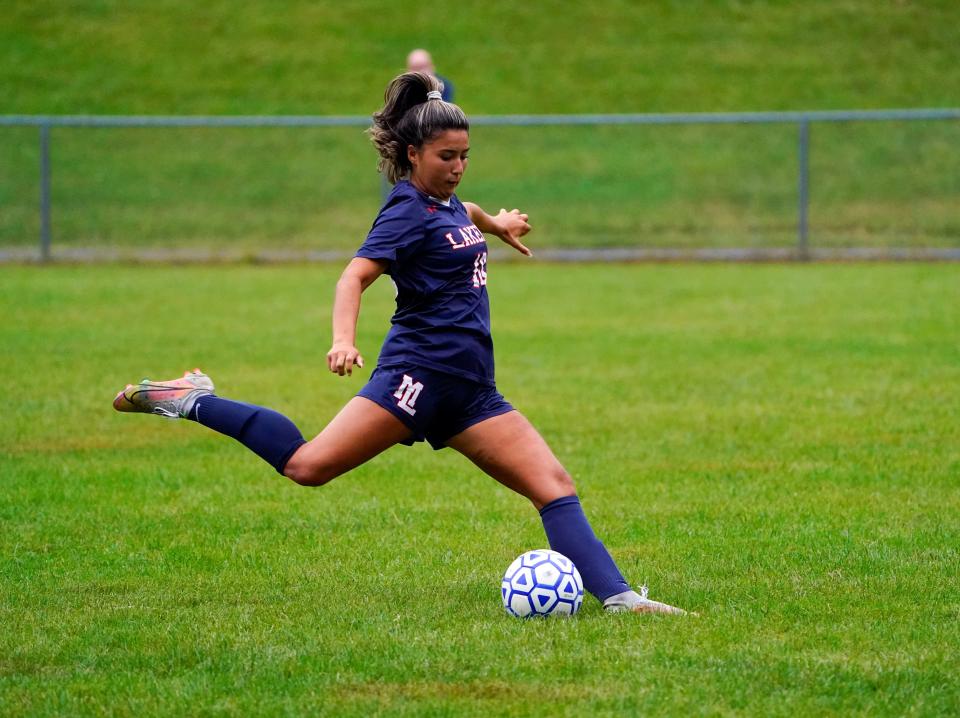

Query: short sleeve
<box><xmin>356</xmin><ymin>194</ymin><xmax>426</xmax><ymax>271</ymax></box>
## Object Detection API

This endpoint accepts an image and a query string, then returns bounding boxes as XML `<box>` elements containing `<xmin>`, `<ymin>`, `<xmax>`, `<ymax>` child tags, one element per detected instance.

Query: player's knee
<box><xmin>529</xmin><ymin>466</ymin><xmax>576</xmax><ymax>509</ymax></box>
<box><xmin>287</xmin><ymin>463</ymin><xmax>340</xmax><ymax>487</ymax></box>
<box><xmin>553</xmin><ymin>466</ymin><xmax>576</xmax><ymax>495</ymax></box>
<box><xmin>283</xmin><ymin>453</ymin><xmax>342</xmax><ymax>487</ymax></box>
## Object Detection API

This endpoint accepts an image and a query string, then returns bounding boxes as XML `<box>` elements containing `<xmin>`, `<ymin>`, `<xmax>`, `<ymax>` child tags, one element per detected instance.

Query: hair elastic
<box><xmin>426</xmin><ymin>90</ymin><xmax>443</xmax><ymax>100</ymax></box>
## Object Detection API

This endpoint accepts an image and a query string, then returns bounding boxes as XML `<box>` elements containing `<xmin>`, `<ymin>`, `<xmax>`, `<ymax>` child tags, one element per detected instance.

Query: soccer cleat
<box><xmin>603</xmin><ymin>586</ymin><xmax>695</xmax><ymax>616</ymax></box>
<box><xmin>113</xmin><ymin>369</ymin><xmax>214</xmax><ymax>419</ymax></box>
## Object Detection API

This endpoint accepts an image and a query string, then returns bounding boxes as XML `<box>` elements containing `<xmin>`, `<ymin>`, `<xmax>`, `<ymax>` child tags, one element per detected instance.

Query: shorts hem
<box><xmin>427</xmin><ymin>403</ymin><xmax>515</xmax><ymax>450</ymax></box>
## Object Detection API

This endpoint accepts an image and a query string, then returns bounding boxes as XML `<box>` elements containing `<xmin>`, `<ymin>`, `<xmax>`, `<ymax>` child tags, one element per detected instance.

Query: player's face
<box><xmin>408</xmin><ymin>129</ymin><xmax>469</xmax><ymax>200</ymax></box>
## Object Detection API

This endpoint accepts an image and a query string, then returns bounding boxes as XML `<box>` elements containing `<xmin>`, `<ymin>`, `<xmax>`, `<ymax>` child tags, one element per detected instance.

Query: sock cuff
<box><xmin>275</xmin><ymin>438</ymin><xmax>307</xmax><ymax>475</ymax></box>
<box><xmin>189</xmin><ymin>394</ymin><xmax>213</xmax><ymax>421</ymax></box>
<box><xmin>539</xmin><ymin>494</ymin><xmax>580</xmax><ymax>517</ymax></box>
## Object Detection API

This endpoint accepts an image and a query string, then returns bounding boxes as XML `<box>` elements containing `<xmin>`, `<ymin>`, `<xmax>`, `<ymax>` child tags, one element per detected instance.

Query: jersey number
<box><xmin>393</xmin><ymin>374</ymin><xmax>424</xmax><ymax>416</ymax></box>
<box><xmin>473</xmin><ymin>252</ymin><xmax>488</xmax><ymax>288</ymax></box>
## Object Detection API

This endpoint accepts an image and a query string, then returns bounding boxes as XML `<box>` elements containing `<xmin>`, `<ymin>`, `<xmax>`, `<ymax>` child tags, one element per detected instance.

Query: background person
<box><xmin>406</xmin><ymin>48</ymin><xmax>454</xmax><ymax>102</ymax></box>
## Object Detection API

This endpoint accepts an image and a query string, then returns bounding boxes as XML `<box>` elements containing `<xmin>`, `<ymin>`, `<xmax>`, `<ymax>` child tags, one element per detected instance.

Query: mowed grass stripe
<box><xmin>1</xmin><ymin>264</ymin><xmax>958</xmax><ymax>716</ymax></box>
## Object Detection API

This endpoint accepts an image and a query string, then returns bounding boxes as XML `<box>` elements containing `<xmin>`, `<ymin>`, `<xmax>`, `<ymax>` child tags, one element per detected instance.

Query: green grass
<box><xmin>1</xmin><ymin>0</ymin><xmax>959</xmax><ymax>252</ymax></box>
<box><xmin>2</xmin><ymin>263</ymin><xmax>959</xmax><ymax>716</ymax></box>
<box><xmin>5</xmin><ymin>1</ymin><xmax>959</xmax><ymax>114</ymax></box>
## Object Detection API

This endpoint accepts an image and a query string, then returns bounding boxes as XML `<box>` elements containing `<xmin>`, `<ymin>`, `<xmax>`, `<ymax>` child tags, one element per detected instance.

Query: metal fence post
<box><xmin>39</xmin><ymin>124</ymin><xmax>52</xmax><ymax>262</ymax></box>
<box><xmin>797</xmin><ymin>119</ymin><xmax>810</xmax><ymax>260</ymax></box>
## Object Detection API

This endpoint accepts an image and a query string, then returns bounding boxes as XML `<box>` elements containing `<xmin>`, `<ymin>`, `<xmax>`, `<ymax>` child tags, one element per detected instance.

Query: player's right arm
<box><xmin>463</xmin><ymin>202</ymin><xmax>533</xmax><ymax>257</ymax></box>
<box><xmin>327</xmin><ymin>257</ymin><xmax>387</xmax><ymax>376</ymax></box>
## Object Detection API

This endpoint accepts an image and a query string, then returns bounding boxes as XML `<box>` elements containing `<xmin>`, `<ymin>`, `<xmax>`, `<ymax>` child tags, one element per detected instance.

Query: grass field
<box><xmin>2</xmin><ymin>0</ymin><xmax>959</xmax><ymax>252</ymax></box>
<box><xmin>6</xmin><ymin>1</ymin><xmax>959</xmax><ymax>114</ymax></box>
<box><xmin>2</xmin><ymin>263</ymin><xmax>958</xmax><ymax>716</ymax></box>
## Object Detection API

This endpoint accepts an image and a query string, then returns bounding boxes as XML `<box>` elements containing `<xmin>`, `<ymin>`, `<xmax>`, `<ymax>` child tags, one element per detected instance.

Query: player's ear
<box><xmin>407</xmin><ymin>144</ymin><xmax>419</xmax><ymax>168</ymax></box>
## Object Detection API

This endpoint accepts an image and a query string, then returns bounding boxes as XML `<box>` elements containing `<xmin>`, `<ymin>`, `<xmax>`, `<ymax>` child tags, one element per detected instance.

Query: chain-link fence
<box><xmin>2</xmin><ymin>109</ymin><xmax>958</xmax><ymax>261</ymax></box>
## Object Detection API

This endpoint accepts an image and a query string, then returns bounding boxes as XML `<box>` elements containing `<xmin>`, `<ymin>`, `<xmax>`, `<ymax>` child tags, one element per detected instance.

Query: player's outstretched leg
<box><xmin>114</xmin><ymin>369</ymin><xmax>308</xmax><ymax>473</ymax></box>
<box><xmin>447</xmin><ymin>410</ymin><xmax>692</xmax><ymax>616</ymax></box>
<box><xmin>281</xmin><ymin>396</ymin><xmax>414</xmax><ymax>486</ymax></box>
<box><xmin>114</xmin><ymin>371</ymin><xmax>413</xmax><ymax>484</ymax></box>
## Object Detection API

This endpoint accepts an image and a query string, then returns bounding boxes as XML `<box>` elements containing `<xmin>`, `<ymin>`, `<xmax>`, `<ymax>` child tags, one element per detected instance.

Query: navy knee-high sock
<box><xmin>539</xmin><ymin>495</ymin><xmax>630</xmax><ymax>601</ymax></box>
<box><xmin>188</xmin><ymin>395</ymin><xmax>306</xmax><ymax>474</ymax></box>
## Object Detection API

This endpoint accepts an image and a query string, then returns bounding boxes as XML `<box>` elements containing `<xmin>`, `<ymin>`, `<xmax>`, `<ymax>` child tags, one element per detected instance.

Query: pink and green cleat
<box><xmin>113</xmin><ymin>369</ymin><xmax>214</xmax><ymax>419</ymax></box>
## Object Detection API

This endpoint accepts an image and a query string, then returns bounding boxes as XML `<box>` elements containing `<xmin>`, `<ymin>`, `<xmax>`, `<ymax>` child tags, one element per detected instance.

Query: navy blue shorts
<box><xmin>357</xmin><ymin>364</ymin><xmax>514</xmax><ymax>450</ymax></box>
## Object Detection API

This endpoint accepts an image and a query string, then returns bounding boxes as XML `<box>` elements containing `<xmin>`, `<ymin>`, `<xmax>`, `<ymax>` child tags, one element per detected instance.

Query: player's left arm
<box><xmin>463</xmin><ymin>202</ymin><xmax>533</xmax><ymax>257</ymax></box>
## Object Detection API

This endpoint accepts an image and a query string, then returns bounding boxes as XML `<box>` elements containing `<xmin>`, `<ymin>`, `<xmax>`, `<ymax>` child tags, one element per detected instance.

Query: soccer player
<box><xmin>114</xmin><ymin>72</ymin><xmax>689</xmax><ymax>616</ymax></box>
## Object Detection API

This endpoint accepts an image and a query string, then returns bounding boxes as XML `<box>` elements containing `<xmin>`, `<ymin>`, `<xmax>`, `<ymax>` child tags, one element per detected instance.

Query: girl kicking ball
<box><xmin>114</xmin><ymin>71</ymin><xmax>689</xmax><ymax>616</ymax></box>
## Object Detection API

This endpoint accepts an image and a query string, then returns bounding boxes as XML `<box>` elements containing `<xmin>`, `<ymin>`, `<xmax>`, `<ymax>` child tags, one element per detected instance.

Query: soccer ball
<box><xmin>501</xmin><ymin>549</ymin><xmax>584</xmax><ymax>618</ymax></box>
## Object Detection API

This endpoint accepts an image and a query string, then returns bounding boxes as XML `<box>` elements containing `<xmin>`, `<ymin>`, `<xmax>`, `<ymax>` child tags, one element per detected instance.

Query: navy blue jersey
<box><xmin>356</xmin><ymin>180</ymin><xmax>494</xmax><ymax>386</ymax></box>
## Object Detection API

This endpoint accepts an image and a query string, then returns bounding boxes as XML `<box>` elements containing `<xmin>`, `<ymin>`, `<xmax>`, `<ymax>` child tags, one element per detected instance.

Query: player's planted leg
<box><xmin>538</xmin><ymin>495</ymin><xmax>629</xmax><ymax>600</ymax></box>
<box><xmin>447</xmin><ymin>410</ymin><xmax>691</xmax><ymax>616</ymax></box>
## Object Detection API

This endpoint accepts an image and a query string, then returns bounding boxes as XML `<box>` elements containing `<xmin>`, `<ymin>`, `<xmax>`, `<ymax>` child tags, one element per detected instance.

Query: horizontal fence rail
<box><xmin>4</xmin><ymin>108</ymin><xmax>960</xmax><ymax>127</ymax></box>
<box><xmin>2</xmin><ymin>109</ymin><xmax>958</xmax><ymax>262</ymax></box>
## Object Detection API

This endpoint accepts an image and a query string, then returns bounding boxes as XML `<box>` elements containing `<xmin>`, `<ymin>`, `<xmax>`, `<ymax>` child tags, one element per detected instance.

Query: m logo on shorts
<box><xmin>393</xmin><ymin>374</ymin><xmax>424</xmax><ymax>416</ymax></box>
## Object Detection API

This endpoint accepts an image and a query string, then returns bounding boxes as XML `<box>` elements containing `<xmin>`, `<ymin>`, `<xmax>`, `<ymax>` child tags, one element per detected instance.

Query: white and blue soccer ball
<box><xmin>501</xmin><ymin>549</ymin><xmax>584</xmax><ymax>618</ymax></box>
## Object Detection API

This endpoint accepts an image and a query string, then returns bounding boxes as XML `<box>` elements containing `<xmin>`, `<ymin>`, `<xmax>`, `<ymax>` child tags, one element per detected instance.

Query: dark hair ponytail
<box><xmin>368</xmin><ymin>72</ymin><xmax>469</xmax><ymax>184</ymax></box>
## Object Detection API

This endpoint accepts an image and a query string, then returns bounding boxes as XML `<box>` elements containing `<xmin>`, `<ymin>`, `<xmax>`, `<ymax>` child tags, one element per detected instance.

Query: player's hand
<box><xmin>494</xmin><ymin>208</ymin><xmax>533</xmax><ymax>257</ymax></box>
<box><xmin>327</xmin><ymin>342</ymin><xmax>364</xmax><ymax>376</ymax></box>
